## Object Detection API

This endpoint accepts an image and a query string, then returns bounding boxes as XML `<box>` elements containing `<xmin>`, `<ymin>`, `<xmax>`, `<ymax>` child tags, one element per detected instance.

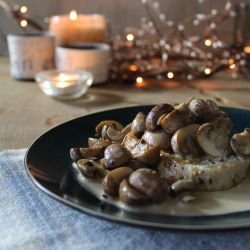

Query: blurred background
<box><xmin>2</xmin><ymin>0</ymin><xmax>250</xmax><ymax>56</ymax></box>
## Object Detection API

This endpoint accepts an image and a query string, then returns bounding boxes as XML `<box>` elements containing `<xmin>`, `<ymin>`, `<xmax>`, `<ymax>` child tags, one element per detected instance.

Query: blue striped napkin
<box><xmin>1</xmin><ymin>149</ymin><xmax>250</xmax><ymax>250</ymax></box>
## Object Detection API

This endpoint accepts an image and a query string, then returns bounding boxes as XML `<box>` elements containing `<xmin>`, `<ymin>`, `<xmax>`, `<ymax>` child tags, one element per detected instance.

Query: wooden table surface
<box><xmin>0</xmin><ymin>57</ymin><xmax>250</xmax><ymax>149</ymax></box>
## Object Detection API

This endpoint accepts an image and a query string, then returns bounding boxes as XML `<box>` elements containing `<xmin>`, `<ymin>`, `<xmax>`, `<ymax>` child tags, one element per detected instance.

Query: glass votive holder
<box><xmin>35</xmin><ymin>70</ymin><xmax>93</xmax><ymax>100</ymax></box>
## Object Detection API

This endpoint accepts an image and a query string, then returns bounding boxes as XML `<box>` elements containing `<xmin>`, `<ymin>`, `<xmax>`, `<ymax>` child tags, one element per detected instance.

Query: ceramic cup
<box><xmin>7</xmin><ymin>33</ymin><xmax>55</xmax><ymax>80</ymax></box>
<box><xmin>56</xmin><ymin>43</ymin><xmax>110</xmax><ymax>84</ymax></box>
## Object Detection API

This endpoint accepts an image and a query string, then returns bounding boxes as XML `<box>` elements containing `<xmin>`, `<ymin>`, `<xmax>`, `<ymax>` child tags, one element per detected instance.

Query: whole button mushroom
<box><xmin>231</xmin><ymin>128</ymin><xmax>250</xmax><ymax>157</ymax></box>
<box><xmin>171</xmin><ymin>124</ymin><xmax>204</xmax><ymax>158</ymax></box>
<box><xmin>146</xmin><ymin>104</ymin><xmax>174</xmax><ymax>131</ymax></box>
<box><xmin>102</xmin><ymin>166</ymin><xmax>134</xmax><ymax>197</ymax></box>
<box><xmin>119</xmin><ymin>179</ymin><xmax>150</xmax><ymax>205</ymax></box>
<box><xmin>131</xmin><ymin>112</ymin><xmax>146</xmax><ymax>137</ymax></box>
<box><xmin>129</xmin><ymin>168</ymin><xmax>168</xmax><ymax>203</ymax></box>
<box><xmin>142</xmin><ymin>130</ymin><xmax>171</xmax><ymax>151</ymax></box>
<box><xmin>104</xmin><ymin>144</ymin><xmax>132</xmax><ymax>169</ymax></box>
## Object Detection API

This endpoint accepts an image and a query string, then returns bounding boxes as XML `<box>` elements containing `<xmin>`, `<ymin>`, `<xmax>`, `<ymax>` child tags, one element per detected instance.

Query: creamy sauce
<box><xmin>73</xmin><ymin>163</ymin><xmax>250</xmax><ymax>216</ymax></box>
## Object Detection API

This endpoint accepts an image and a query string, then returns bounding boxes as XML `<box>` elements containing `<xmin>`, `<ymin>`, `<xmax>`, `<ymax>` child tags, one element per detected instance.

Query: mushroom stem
<box><xmin>170</xmin><ymin>179</ymin><xmax>196</xmax><ymax>197</ymax></box>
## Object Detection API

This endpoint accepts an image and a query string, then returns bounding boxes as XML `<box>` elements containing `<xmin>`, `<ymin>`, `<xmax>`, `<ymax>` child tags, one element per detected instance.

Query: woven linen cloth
<box><xmin>1</xmin><ymin>149</ymin><xmax>250</xmax><ymax>250</ymax></box>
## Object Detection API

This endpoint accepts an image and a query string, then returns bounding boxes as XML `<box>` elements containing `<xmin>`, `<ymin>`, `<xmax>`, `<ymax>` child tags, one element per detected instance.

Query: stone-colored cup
<box><xmin>56</xmin><ymin>43</ymin><xmax>110</xmax><ymax>84</ymax></box>
<box><xmin>7</xmin><ymin>33</ymin><xmax>55</xmax><ymax>80</ymax></box>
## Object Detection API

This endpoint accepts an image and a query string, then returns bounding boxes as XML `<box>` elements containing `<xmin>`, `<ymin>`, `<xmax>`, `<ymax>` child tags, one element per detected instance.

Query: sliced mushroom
<box><xmin>121</xmin><ymin>123</ymin><xmax>132</xmax><ymax>136</ymax></box>
<box><xmin>157</xmin><ymin>113</ymin><xmax>167</xmax><ymax>126</ymax></box>
<box><xmin>213</xmin><ymin>116</ymin><xmax>233</xmax><ymax>132</ymax></box>
<box><xmin>70</xmin><ymin>147</ymin><xmax>104</xmax><ymax>162</ymax></box>
<box><xmin>170</xmin><ymin>179</ymin><xmax>196</xmax><ymax>197</ymax></box>
<box><xmin>95</xmin><ymin>120</ymin><xmax>124</xmax><ymax>137</ymax></box>
<box><xmin>77</xmin><ymin>159</ymin><xmax>106</xmax><ymax>178</ymax></box>
<box><xmin>136</xmin><ymin>146</ymin><xmax>161</xmax><ymax>167</ymax></box>
<box><xmin>101</xmin><ymin>125</ymin><xmax>109</xmax><ymax>140</ymax></box>
<box><xmin>161</xmin><ymin>109</ymin><xmax>187</xmax><ymax>134</ymax></box>
<box><xmin>142</xmin><ymin>130</ymin><xmax>171</xmax><ymax>151</ymax></box>
<box><xmin>231</xmin><ymin>128</ymin><xmax>250</xmax><ymax>157</ymax></box>
<box><xmin>119</xmin><ymin>179</ymin><xmax>149</xmax><ymax>205</ymax></box>
<box><xmin>131</xmin><ymin>112</ymin><xmax>146</xmax><ymax>137</ymax></box>
<box><xmin>106</xmin><ymin>126</ymin><xmax>124</xmax><ymax>142</ymax></box>
<box><xmin>122</xmin><ymin>132</ymin><xmax>150</xmax><ymax>158</ymax></box>
<box><xmin>104</xmin><ymin>144</ymin><xmax>132</xmax><ymax>169</ymax></box>
<box><xmin>146</xmin><ymin>104</ymin><xmax>174</xmax><ymax>131</ymax></box>
<box><xmin>171</xmin><ymin>124</ymin><xmax>204</xmax><ymax>158</ymax></box>
<box><xmin>129</xmin><ymin>168</ymin><xmax>168</xmax><ymax>203</ymax></box>
<box><xmin>88</xmin><ymin>138</ymin><xmax>112</xmax><ymax>149</ymax></box>
<box><xmin>197</xmin><ymin>121</ymin><xmax>231</xmax><ymax>158</ymax></box>
<box><xmin>102</xmin><ymin>166</ymin><xmax>133</xmax><ymax>197</ymax></box>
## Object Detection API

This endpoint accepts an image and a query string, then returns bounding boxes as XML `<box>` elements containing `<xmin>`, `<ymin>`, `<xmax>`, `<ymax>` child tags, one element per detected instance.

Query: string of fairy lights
<box><xmin>110</xmin><ymin>0</ymin><xmax>249</xmax><ymax>84</ymax></box>
<box><xmin>1</xmin><ymin>0</ymin><xmax>249</xmax><ymax>84</ymax></box>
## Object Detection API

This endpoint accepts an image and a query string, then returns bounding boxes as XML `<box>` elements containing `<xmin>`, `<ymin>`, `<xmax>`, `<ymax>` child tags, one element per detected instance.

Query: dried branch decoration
<box><xmin>110</xmin><ymin>0</ymin><xmax>247</xmax><ymax>83</ymax></box>
<box><xmin>0</xmin><ymin>0</ymin><xmax>44</xmax><ymax>31</ymax></box>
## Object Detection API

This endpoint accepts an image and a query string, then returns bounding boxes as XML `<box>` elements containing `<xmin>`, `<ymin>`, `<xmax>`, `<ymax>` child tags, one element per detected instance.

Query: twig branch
<box><xmin>0</xmin><ymin>0</ymin><xmax>45</xmax><ymax>31</ymax></box>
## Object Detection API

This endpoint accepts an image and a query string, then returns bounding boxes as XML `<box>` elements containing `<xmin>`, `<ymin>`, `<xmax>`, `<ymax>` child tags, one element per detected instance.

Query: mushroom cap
<box><xmin>131</xmin><ymin>112</ymin><xmax>146</xmax><ymax>137</ymax></box>
<box><xmin>161</xmin><ymin>109</ymin><xmax>187</xmax><ymax>134</ymax></box>
<box><xmin>102</xmin><ymin>166</ymin><xmax>133</xmax><ymax>197</ymax></box>
<box><xmin>104</xmin><ymin>144</ymin><xmax>132</xmax><ymax>169</ymax></box>
<box><xmin>129</xmin><ymin>168</ymin><xmax>168</xmax><ymax>203</ymax></box>
<box><xmin>146</xmin><ymin>104</ymin><xmax>174</xmax><ymax>131</ymax></box>
<box><xmin>136</xmin><ymin>146</ymin><xmax>161</xmax><ymax>167</ymax></box>
<box><xmin>119</xmin><ymin>179</ymin><xmax>149</xmax><ymax>205</ymax></box>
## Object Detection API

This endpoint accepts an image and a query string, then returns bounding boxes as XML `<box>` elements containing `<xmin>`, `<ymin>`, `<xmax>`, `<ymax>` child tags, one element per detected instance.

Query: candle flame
<box><xmin>58</xmin><ymin>73</ymin><xmax>67</xmax><ymax>81</ymax></box>
<box><xmin>20</xmin><ymin>19</ymin><xmax>28</xmax><ymax>27</ymax></box>
<box><xmin>69</xmin><ymin>10</ymin><xmax>78</xmax><ymax>21</ymax></box>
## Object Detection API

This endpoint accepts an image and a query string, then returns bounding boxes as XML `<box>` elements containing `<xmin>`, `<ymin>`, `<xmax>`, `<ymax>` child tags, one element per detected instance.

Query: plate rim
<box><xmin>24</xmin><ymin>105</ymin><xmax>250</xmax><ymax>230</ymax></box>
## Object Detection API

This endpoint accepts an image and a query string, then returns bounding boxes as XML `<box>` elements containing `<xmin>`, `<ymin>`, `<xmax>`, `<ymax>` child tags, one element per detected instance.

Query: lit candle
<box><xmin>55</xmin><ymin>73</ymin><xmax>77</xmax><ymax>89</ymax></box>
<box><xmin>49</xmin><ymin>10</ymin><xmax>107</xmax><ymax>45</ymax></box>
<box><xmin>35</xmin><ymin>70</ymin><xmax>93</xmax><ymax>100</ymax></box>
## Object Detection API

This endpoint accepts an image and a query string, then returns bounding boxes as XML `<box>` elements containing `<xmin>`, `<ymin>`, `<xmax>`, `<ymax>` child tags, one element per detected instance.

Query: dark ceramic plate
<box><xmin>25</xmin><ymin>105</ymin><xmax>250</xmax><ymax>230</ymax></box>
